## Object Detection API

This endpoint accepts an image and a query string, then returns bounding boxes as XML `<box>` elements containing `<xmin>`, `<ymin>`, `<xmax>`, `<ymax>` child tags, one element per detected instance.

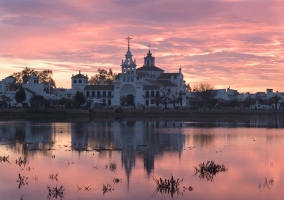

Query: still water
<box><xmin>0</xmin><ymin>118</ymin><xmax>284</xmax><ymax>200</ymax></box>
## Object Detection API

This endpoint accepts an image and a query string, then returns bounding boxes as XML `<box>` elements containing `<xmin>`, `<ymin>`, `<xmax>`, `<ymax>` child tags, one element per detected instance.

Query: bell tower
<box><xmin>121</xmin><ymin>36</ymin><xmax>137</xmax><ymax>75</ymax></box>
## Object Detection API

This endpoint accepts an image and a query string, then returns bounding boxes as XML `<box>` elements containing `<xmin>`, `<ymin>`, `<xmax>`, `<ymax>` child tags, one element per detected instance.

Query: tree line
<box><xmin>188</xmin><ymin>82</ymin><xmax>283</xmax><ymax>110</ymax></box>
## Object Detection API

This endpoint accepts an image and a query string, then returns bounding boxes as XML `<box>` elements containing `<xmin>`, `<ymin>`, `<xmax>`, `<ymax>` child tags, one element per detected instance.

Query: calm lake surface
<box><xmin>1</xmin><ymin>118</ymin><xmax>284</xmax><ymax>200</ymax></box>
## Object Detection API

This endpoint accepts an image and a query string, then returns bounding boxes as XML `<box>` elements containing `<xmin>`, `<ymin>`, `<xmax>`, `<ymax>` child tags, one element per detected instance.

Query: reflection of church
<box><xmin>71</xmin><ymin>37</ymin><xmax>186</xmax><ymax>107</ymax></box>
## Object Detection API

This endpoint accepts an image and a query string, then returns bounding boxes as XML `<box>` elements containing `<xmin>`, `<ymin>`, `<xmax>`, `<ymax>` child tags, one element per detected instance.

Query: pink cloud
<box><xmin>0</xmin><ymin>0</ymin><xmax>284</xmax><ymax>92</ymax></box>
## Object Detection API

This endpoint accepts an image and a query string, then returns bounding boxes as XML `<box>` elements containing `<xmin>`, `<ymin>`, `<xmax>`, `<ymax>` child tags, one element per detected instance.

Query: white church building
<box><xmin>77</xmin><ymin>38</ymin><xmax>186</xmax><ymax>108</ymax></box>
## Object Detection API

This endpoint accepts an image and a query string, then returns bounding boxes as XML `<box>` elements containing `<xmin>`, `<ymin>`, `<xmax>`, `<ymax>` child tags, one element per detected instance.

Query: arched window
<box><xmin>97</xmin><ymin>91</ymin><xmax>101</xmax><ymax>98</ymax></box>
<box><xmin>147</xmin><ymin>60</ymin><xmax>150</xmax><ymax>66</ymax></box>
<box><xmin>73</xmin><ymin>79</ymin><xmax>77</xmax><ymax>83</ymax></box>
<box><xmin>128</xmin><ymin>59</ymin><xmax>130</xmax><ymax>65</ymax></box>
<box><xmin>151</xmin><ymin>91</ymin><xmax>154</xmax><ymax>97</ymax></box>
<box><xmin>108</xmin><ymin>91</ymin><xmax>112</xmax><ymax>97</ymax></box>
<box><xmin>156</xmin><ymin>91</ymin><xmax>160</xmax><ymax>97</ymax></box>
<box><xmin>146</xmin><ymin>91</ymin><xmax>149</xmax><ymax>97</ymax></box>
<box><xmin>92</xmin><ymin>91</ymin><xmax>95</xmax><ymax>97</ymax></box>
<box><xmin>103</xmin><ymin>91</ymin><xmax>106</xmax><ymax>97</ymax></box>
<box><xmin>79</xmin><ymin>79</ymin><xmax>82</xmax><ymax>83</ymax></box>
<box><xmin>86</xmin><ymin>91</ymin><xmax>90</xmax><ymax>97</ymax></box>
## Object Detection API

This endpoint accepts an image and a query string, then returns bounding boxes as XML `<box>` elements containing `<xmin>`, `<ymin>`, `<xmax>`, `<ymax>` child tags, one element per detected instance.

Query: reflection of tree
<box><xmin>193</xmin><ymin>160</ymin><xmax>227</xmax><ymax>182</ymax></box>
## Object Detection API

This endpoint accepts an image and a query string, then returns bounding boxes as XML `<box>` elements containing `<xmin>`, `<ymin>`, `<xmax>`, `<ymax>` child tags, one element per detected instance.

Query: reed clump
<box><xmin>193</xmin><ymin>160</ymin><xmax>227</xmax><ymax>181</ymax></box>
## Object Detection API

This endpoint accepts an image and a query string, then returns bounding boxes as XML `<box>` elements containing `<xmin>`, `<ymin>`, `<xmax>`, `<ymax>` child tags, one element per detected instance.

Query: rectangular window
<box><xmin>127</xmin><ymin>77</ymin><xmax>130</xmax><ymax>82</ymax></box>
<box><xmin>131</xmin><ymin>77</ymin><xmax>134</xmax><ymax>82</ymax></box>
<box><xmin>123</xmin><ymin>77</ymin><xmax>126</xmax><ymax>82</ymax></box>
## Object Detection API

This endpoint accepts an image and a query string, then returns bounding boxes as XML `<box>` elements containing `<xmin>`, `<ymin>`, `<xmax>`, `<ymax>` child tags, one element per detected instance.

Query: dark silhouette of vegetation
<box><xmin>30</xmin><ymin>95</ymin><xmax>44</xmax><ymax>107</ymax></box>
<box><xmin>0</xmin><ymin>155</ymin><xmax>10</xmax><ymax>163</ymax></box>
<box><xmin>88</xmin><ymin>68</ymin><xmax>117</xmax><ymax>85</ymax></box>
<box><xmin>47</xmin><ymin>185</ymin><xmax>65</xmax><ymax>199</ymax></box>
<box><xmin>193</xmin><ymin>82</ymin><xmax>217</xmax><ymax>107</ymax></box>
<box><xmin>259</xmin><ymin>177</ymin><xmax>274</xmax><ymax>189</ymax></box>
<box><xmin>102</xmin><ymin>183</ymin><xmax>113</xmax><ymax>195</ymax></box>
<box><xmin>186</xmin><ymin>83</ymin><xmax>192</xmax><ymax>92</ymax></box>
<box><xmin>15</xmin><ymin>88</ymin><xmax>26</xmax><ymax>104</ymax></box>
<box><xmin>243</xmin><ymin>96</ymin><xmax>256</xmax><ymax>108</ymax></box>
<box><xmin>16</xmin><ymin>157</ymin><xmax>28</xmax><ymax>168</ymax></box>
<box><xmin>193</xmin><ymin>160</ymin><xmax>227</xmax><ymax>181</ymax></box>
<box><xmin>269</xmin><ymin>95</ymin><xmax>282</xmax><ymax>110</ymax></box>
<box><xmin>152</xmin><ymin>175</ymin><xmax>191</xmax><ymax>197</ymax></box>
<box><xmin>13</xmin><ymin>67</ymin><xmax>56</xmax><ymax>88</ymax></box>
<box><xmin>17</xmin><ymin>174</ymin><xmax>28</xmax><ymax>189</ymax></box>
<box><xmin>74</xmin><ymin>91</ymin><xmax>85</xmax><ymax>106</ymax></box>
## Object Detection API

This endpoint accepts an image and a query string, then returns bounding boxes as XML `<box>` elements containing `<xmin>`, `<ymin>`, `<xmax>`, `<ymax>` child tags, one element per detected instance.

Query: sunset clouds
<box><xmin>0</xmin><ymin>0</ymin><xmax>283</xmax><ymax>92</ymax></box>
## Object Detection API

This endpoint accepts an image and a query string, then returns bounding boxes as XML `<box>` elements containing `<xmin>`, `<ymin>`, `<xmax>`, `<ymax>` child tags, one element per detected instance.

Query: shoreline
<box><xmin>1</xmin><ymin>108</ymin><xmax>284</xmax><ymax>121</ymax></box>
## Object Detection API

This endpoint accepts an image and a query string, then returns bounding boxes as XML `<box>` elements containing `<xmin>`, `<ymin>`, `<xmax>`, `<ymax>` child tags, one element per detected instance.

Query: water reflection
<box><xmin>1</xmin><ymin>118</ymin><xmax>284</xmax><ymax>200</ymax></box>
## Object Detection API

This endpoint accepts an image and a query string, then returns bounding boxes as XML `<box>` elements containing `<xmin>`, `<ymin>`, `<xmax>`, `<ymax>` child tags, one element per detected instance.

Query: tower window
<box><xmin>79</xmin><ymin>79</ymin><xmax>82</xmax><ymax>83</ymax></box>
<box><xmin>128</xmin><ymin>59</ymin><xmax>130</xmax><ymax>65</ymax></box>
<box><xmin>147</xmin><ymin>60</ymin><xmax>150</xmax><ymax>66</ymax></box>
<box><xmin>73</xmin><ymin>80</ymin><xmax>77</xmax><ymax>83</ymax></box>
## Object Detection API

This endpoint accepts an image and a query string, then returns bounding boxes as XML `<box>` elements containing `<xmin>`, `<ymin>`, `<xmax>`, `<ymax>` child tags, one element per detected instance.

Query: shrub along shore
<box><xmin>0</xmin><ymin>108</ymin><xmax>284</xmax><ymax>121</ymax></box>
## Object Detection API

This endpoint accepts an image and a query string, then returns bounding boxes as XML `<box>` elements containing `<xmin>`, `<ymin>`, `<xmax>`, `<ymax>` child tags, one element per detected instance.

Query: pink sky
<box><xmin>0</xmin><ymin>0</ymin><xmax>283</xmax><ymax>93</ymax></box>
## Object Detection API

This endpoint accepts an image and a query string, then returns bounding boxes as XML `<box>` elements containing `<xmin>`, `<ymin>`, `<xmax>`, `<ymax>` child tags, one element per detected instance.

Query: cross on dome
<box><xmin>126</xmin><ymin>36</ymin><xmax>132</xmax><ymax>47</ymax></box>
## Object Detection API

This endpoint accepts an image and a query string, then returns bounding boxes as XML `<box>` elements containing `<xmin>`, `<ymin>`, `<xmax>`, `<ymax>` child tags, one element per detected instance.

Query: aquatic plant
<box><xmin>259</xmin><ymin>177</ymin><xmax>274</xmax><ymax>189</ymax></box>
<box><xmin>193</xmin><ymin>160</ymin><xmax>227</xmax><ymax>181</ymax></box>
<box><xmin>48</xmin><ymin>173</ymin><xmax>58</xmax><ymax>182</ymax></box>
<box><xmin>102</xmin><ymin>183</ymin><xmax>113</xmax><ymax>195</ymax></box>
<box><xmin>84</xmin><ymin>185</ymin><xmax>91</xmax><ymax>191</ymax></box>
<box><xmin>47</xmin><ymin>185</ymin><xmax>65</xmax><ymax>200</ymax></box>
<box><xmin>113</xmin><ymin>178</ymin><xmax>122</xmax><ymax>184</ymax></box>
<box><xmin>152</xmin><ymin>175</ymin><xmax>189</xmax><ymax>197</ymax></box>
<box><xmin>17</xmin><ymin>174</ymin><xmax>28</xmax><ymax>189</ymax></box>
<box><xmin>16</xmin><ymin>157</ymin><xmax>28</xmax><ymax>168</ymax></box>
<box><xmin>0</xmin><ymin>155</ymin><xmax>10</xmax><ymax>163</ymax></box>
<box><xmin>108</xmin><ymin>161</ymin><xmax>117</xmax><ymax>172</ymax></box>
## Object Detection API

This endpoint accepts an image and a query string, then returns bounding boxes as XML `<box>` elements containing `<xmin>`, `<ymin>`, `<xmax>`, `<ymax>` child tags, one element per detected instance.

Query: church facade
<box><xmin>77</xmin><ymin>38</ymin><xmax>186</xmax><ymax>108</ymax></box>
